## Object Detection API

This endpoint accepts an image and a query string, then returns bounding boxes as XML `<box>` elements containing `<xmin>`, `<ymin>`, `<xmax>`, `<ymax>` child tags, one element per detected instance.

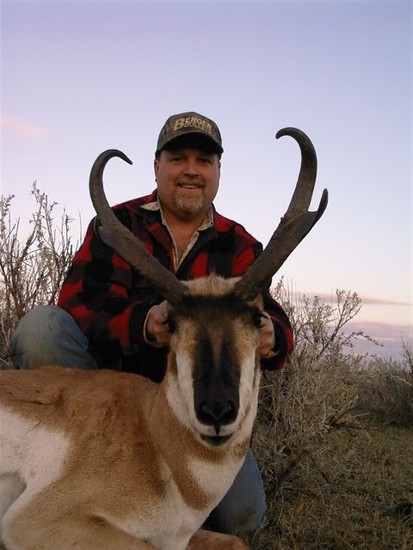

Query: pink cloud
<box><xmin>357</xmin><ymin>295</ymin><xmax>411</xmax><ymax>307</ymax></box>
<box><xmin>1</xmin><ymin>115</ymin><xmax>48</xmax><ymax>140</ymax></box>
<box><xmin>283</xmin><ymin>289</ymin><xmax>410</xmax><ymax>307</ymax></box>
<box><xmin>348</xmin><ymin>320</ymin><xmax>412</xmax><ymax>336</ymax></box>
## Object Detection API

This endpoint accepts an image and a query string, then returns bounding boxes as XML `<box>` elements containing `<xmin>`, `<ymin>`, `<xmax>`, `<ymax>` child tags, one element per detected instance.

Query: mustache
<box><xmin>175</xmin><ymin>179</ymin><xmax>204</xmax><ymax>187</ymax></box>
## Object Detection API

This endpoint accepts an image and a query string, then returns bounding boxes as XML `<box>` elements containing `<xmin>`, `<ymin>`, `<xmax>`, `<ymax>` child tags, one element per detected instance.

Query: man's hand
<box><xmin>145</xmin><ymin>300</ymin><xmax>171</xmax><ymax>347</ymax></box>
<box><xmin>258</xmin><ymin>312</ymin><xmax>276</xmax><ymax>358</ymax></box>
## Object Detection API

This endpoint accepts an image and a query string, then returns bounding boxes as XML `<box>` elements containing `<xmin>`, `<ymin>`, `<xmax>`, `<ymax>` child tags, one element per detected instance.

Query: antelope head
<box><xmin>89</xmin><ymin>128</ymin><xmax>328</xmax><ymax>447</ymax></box>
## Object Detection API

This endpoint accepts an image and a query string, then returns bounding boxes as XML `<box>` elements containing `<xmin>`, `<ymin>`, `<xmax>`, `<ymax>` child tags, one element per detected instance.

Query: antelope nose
<box><xmin>199</xmin><ymin>400</ymin><xmax>237</xmax><ymax>428</ymax></box>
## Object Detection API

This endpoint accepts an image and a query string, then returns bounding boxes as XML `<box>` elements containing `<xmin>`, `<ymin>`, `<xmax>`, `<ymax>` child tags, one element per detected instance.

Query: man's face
<box><xmin>154</xmin><ymin>148</ymin><xmax>221</xmax><ymax>222</ymax></box>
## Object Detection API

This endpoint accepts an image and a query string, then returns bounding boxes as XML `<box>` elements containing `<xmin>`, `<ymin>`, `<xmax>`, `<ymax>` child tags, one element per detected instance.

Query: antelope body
<box><xmin>0</xmin><ymin>128</ymin><xmax>328</xmax><ymax>549</ymax></box>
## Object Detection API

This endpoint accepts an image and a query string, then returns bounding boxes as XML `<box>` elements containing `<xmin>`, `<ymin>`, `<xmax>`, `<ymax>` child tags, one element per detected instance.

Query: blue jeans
<box><xmin>11</xmin><ymin>305</ymin><xmax>267</xmax><ymax>534</ymax></box>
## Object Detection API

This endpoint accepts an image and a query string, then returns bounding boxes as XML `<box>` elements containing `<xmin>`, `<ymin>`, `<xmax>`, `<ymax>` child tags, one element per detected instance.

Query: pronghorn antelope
<box><xmin>0</xmin><ymin>128</ymin><xmax>328</xmax><ymax>550</ymax></box>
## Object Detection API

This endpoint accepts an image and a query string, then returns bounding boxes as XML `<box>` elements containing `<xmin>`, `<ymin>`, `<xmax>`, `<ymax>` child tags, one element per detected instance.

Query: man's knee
<box><xmin>10</xmin><ymin>305</ymin><xmax>96</xmax><ymax>370</ymax></box>
<box><xmin>205</xmin><ymin>449</ymin><xmax>267</xmax><ymax>535</ymax></box>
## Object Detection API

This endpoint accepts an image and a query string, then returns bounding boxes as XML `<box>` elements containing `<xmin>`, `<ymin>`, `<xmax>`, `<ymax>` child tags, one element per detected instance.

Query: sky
<box><xmin>1</xmin><ymin>0</ymin><xmax>412</xmax><ymax>359</ymax></box>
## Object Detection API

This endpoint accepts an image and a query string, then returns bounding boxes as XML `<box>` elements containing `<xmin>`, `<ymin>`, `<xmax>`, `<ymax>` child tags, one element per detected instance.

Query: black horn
<box><xmin>234</xmin><ymin>128</ymin><xmax>328</xmax><ymax>301</ymax></box>
<box><xmin>89</xmin><ymin>149</ymin><xmax>188</xmax><ymax>304</ymax></box>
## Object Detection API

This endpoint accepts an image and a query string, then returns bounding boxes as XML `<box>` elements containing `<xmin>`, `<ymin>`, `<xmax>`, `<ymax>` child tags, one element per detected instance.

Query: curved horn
<box><xmin>234</xmin><ymin>128</ymin><xmax>328</xmax><ymax>301</ymax></box>
<box><xmin>89</xmin><ymin>149</ymin><xmax>188</xmax><ymax>304</ymax></box>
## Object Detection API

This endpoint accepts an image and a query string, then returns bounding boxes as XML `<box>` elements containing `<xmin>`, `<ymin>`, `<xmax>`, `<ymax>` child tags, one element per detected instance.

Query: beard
<box><xmin>171</xmin><ymin>187</ymin><xmax>206</xmax><ymax>217</ymax></box>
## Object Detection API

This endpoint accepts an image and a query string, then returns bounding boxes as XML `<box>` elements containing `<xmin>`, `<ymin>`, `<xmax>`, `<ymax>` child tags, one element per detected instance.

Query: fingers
<box><xmin>153</xmin><ymin>300</ymin><xmax>169</xmax><ymax>324</ymax></box>
<box><xmin>258</xmin><ymin>312</ymin><xmax>276</xmax><ymax>358</ymax></box>
<box><xmin>145</xmin><ymin>301</ymin><xmax>171</xmax><ymax>347</ymax></box>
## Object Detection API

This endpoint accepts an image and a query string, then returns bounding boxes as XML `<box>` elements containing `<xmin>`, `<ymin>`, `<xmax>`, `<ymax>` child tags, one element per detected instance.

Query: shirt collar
<box><xmin>141</xmin><ymin>196</ymin><xmax>214</xmax><ymax>231</ymax></box>
<box><xmin>141</xmin><ymin>196</ymin><xmax>214</xmax><ymax>269</ymax></box>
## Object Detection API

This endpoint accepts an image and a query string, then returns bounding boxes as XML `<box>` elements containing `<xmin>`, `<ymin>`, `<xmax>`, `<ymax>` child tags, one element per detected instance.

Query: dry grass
<box><xmin>247</xmin><ymin>425</ymin><xmax>413</xmax><ymax>549</ymax></box>
<box><xmin>241</xmin><ymin>349</ymin><xmax>413</xmax><ymax>549</ymax></box>
<box><xmin>355</xmin><ymin>358</ymin><xmax>413</xmax><ymax>427</ymax></box>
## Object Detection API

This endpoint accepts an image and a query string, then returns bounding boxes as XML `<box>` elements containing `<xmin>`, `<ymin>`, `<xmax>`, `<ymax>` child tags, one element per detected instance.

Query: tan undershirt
<box><xmin>142</xmin><ymin>199</ymin><xmax>213</xmax><ymax>270</ymax></box>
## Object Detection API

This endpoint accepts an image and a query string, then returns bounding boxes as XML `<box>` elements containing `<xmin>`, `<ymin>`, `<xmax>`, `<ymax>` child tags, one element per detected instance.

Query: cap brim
<box><xmin>157</xmin><ymin>132</ymin><xmax>223</xmax><ymax>155</ymax></box>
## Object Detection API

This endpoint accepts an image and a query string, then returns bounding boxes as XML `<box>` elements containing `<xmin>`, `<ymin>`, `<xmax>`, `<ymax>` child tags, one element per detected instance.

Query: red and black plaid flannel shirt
<box><xmin>58</xmin><ymin>191</ymin><xmax>293</xmax><ymax>381</ymax></box>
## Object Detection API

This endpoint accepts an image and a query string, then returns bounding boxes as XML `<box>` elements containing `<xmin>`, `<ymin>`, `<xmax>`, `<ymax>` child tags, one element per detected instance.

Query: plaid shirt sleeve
<box><xmin>57</xmin><ymin>200</ymin><xmax>159</xmax><ymax>363</ymax></box>
<box><xmin>57</xmin><ymin>197</ymin><xmax>293</xmax><ymax>375</ymax></box>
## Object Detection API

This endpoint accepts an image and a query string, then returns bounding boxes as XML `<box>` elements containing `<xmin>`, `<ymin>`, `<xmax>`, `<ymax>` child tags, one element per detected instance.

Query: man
<box><xmin>11</xmin><ymin>111</ymin><xmax>294</xmax><ymax>535</ymax></box>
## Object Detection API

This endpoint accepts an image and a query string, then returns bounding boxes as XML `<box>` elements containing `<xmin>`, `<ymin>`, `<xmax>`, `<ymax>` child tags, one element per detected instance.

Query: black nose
<box><xmin>198</xmin><ymin>400</ymin><xmax>237</xmax><ymax>431</ymax></box>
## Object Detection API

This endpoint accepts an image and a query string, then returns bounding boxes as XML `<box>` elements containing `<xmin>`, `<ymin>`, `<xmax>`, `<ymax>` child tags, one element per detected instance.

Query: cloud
<box><xmin>1</xmin><ymin>115</ymin><xmax>48</xmax><ymax>140</ymax></box>
<box><xmin>283</xmin><ymin>289</ymin><xmax>411</xmax><ymax>307</ymax></box>
<box><xmin>348</xmin><ymin>320</ymin><xmax>412</xmax><ymax>336</ymax></box>
<box><xmin>357</xmin><ymin>295</ymin><xmax>411</xmax><ymax>307</ymax></box>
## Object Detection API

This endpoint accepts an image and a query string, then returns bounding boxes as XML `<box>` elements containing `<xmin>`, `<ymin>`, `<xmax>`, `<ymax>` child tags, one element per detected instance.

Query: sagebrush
<box><xmin>1</xmin><ymin>186</ymin><xmax>412</xmax><ymax>548</ymax></box>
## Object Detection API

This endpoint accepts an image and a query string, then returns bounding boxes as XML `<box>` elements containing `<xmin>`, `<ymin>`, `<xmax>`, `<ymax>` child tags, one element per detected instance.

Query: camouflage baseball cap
<box><xmin>156</xmin><ymin>111</ymin><xmax>223</xmax><ymax>155</ymax></box>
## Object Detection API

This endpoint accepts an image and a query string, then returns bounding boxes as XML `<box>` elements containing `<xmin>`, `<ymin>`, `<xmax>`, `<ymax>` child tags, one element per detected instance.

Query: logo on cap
<box><xmin>156</xmin><ymin>111</ymin><xmax>223</xmax><ymax>154</ymax></box>
<box><xmin>173</xmin><ymin>116</ymin><xmax>213</xmax><ymax>136</ymax></box>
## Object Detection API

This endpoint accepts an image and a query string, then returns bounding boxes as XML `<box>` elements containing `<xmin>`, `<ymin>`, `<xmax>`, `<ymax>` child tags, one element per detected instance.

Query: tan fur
<box><xmin>187</xmin><ymin>529</ymin><xmax>249</xmax><ymax>549</ymax></box>
<box><xmin>0</xmin><ymin>276</ymin><xmax>260</xmax><ymax>549</ymax></box>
